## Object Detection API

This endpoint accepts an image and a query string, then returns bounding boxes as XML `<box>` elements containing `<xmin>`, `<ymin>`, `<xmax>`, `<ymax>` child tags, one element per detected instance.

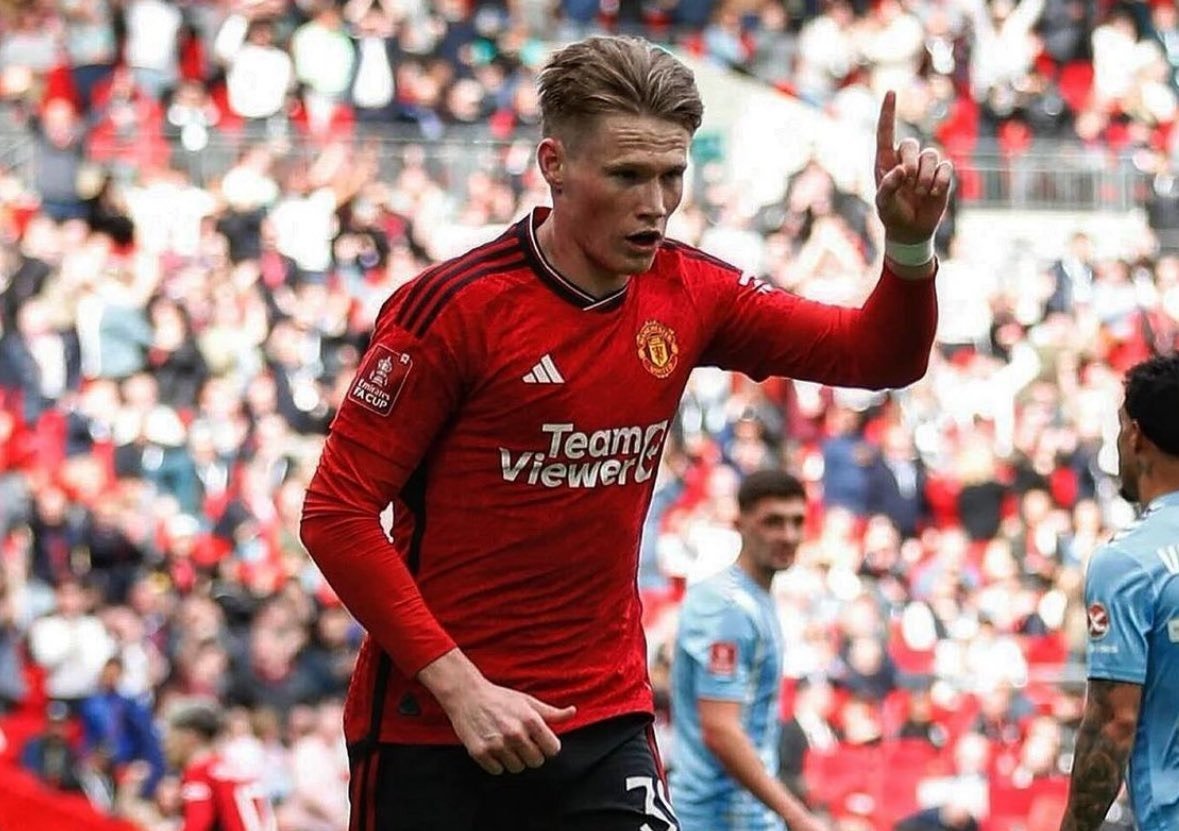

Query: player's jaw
<box><xmin>764</xmin><ymin>543</ymin><xmax>799</xmax><ymax>572</ymax></box>
<box><xmin>1116</xmin><ymin>407</ymin><xmax>1141</xmax><ymax>503</ymax></box>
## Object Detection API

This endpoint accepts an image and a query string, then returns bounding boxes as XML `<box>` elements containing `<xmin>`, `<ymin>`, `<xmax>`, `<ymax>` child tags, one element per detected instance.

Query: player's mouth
<box><xmin>625</xmin><ymin>231</ymin><xmax>663</xmax><ymax>251</ymax></box>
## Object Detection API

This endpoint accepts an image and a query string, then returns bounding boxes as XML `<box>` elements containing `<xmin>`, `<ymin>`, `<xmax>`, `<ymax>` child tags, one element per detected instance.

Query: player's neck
<box><xmin>536</xmin><ymin>210</ymin><xmax>630</xmax><ymax>298</ymax></box>
<box><xmin>1139</xmin><ymin>470</ymin><xmax>1179</xmax><ymax>507</ymax></box>
<box><xmin>736</xmin><ymin>553</ymin><xmax>773</xmax><ymax>592</ymax></box>
<box><xmin>187</xmin><ymin>746</ymin><xmax>215</xmax><ymax>769</ymax></box>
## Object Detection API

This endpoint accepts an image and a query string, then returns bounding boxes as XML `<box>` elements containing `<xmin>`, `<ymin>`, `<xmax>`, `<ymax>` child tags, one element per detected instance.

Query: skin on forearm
<box><xmin>1060</xmin><ymin>679</ymin><xmax>1142</xmax><ymax>831</ymax></box>
<box><xmin>417</xmin><ymin>648</ymin><xmax>484</xmax><ymax>708</ymax></box>
<box><xmin>699</xmin><ymin>700</ymin><xmax>814</xmax><ymax>827</ymax></box>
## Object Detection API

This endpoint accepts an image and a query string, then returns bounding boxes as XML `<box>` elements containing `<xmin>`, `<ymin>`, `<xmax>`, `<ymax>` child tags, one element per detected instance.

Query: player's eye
<box><xmin>612</xmin><ymin>169</ymin><xmax>641</xmax><ymax>183</ymax></box>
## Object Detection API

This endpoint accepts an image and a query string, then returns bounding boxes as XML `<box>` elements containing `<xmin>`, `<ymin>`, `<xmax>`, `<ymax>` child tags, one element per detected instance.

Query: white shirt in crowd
<box><xmin>29</xmin><ymin>613</ymin><xmax>117</xmax><ymax>700</ymax></box>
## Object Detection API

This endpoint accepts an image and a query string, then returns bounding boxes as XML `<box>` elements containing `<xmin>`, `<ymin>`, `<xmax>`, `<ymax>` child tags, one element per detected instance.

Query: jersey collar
<box><xmin>517</xmin><ymin>207</ymin><xmax>629</xmax><ymax>312</ymax></box>
<box><xmin>1145</xmin><ymin>489</ymin><xmax>1179</xmax><ymax>515</ymax></box>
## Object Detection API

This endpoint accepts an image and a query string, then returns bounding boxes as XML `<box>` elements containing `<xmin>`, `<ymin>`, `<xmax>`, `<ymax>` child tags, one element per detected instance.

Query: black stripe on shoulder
<box><xmin>405</xmin><ymin>249</ymin><xmax>525</xmax><ymax>336</ymax></box>
<box><xmin>412</xmin><ymin>256</ymin><xmax>527</xmax><ymax>338</ymax></box>
<box><xmin>662</xmin><ymin>239</ymin><xmax>742</xmax><ymax>276</ymax></box>
<box><xmin>395</xmin><ymin>235</ymin><xmax>520</xmax><ymax>331</ymax></box>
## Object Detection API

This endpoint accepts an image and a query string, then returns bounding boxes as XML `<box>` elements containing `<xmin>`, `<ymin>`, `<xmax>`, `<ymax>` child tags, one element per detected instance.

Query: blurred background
<box><xmin>0</xmin><ymin>0</ymin><xmax>1175</xmax><ymax>828</ymax></box>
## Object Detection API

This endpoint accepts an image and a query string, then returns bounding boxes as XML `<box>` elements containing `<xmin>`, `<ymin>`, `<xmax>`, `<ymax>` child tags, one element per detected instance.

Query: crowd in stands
<box><xmin>1</xmin><ymin>0</ymin><xmax>1178</xmax><ymax>830</ymax></box>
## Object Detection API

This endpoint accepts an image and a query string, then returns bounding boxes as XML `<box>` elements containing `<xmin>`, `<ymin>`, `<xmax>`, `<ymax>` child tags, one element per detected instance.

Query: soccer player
<box><xmin>300</xmin><ymin>34</ymin><xmax>952</xmax><ymax>830</ymax></box>
<box><xmin>165</xmin><ymin>702</ymin><xmax>277</xmax><ymax>831</ymax></box>
<box><xmin>670</xmin><ymin>470</ymin><xmax>826</xmax><ymax>831</ymax></box>
<box><xmin>1060</xmin><ymin>354</ymin><xmax>1179</xmax><ymax>831</ymax></box>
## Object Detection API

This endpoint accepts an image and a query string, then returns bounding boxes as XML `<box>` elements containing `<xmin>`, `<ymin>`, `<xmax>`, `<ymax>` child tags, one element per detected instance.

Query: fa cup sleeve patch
<box><xmin>350</xmin><ymin>345</ymin><xmax>412</xmax><ymax>416</ymax></box>
<box><xmin>1087</xmin><ymin>602</ymin><xmax>1110</xmax><ymax>640</ymax></box>
<box><xmin>708</xmin><ymin>642</ymin><xmax>738</xmax><ymax>676</ymax></box>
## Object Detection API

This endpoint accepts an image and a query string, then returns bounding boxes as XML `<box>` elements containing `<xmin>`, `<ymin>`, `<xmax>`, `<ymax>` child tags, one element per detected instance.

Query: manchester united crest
<box><xmin>637</xmin><ymin>320</ymin><xmax>679</xmax><ymax>379</ymax></box>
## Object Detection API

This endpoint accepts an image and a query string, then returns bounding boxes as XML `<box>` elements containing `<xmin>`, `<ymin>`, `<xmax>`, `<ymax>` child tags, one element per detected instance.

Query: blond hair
<box><xmin>537</xmin><ymin>36</ymin><xmax>704</xmax><ymax>145</ymax></box>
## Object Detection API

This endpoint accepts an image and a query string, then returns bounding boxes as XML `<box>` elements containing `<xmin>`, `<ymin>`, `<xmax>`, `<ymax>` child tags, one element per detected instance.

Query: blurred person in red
<box><xmin>165</xmin><ymin>700</ymin><xmax>277</xmax><ymax>831</ymax></box>
<box><xmin>301</xmin><ymin>34</ymin><xmax>952</xmax><ymax>830</ymax></box>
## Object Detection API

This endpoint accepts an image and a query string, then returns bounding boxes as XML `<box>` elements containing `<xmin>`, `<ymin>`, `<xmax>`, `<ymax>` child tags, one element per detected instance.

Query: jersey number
<box><xmin>233</xmin><ymin>783</ymin><xmax>277</xmax><ymax>831</ymax></box>
<box><xmin>626</xmin><ymin>776</ymin><xmax>677</xmax><ymax>831</ymax></box>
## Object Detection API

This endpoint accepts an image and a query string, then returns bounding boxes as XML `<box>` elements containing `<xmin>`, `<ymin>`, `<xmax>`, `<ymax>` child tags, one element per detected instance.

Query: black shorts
<box><xmin>347</xmin><ymin>714</ymin><xmax>679</xmax><ymax>831</ymax></box>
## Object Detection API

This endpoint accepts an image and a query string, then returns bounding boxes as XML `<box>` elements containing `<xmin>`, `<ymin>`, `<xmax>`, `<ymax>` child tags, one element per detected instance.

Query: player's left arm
<box><xmin>697</xmin><ymin>92</ymin><xmax>951</xmax><ymax>390</ymax></box>
<box><xmin>1060</xmin><ymin>678</ymin><xmax>1142</xmax><ymax>831</ymax></box>
<box><xmin>1060</xmin><ymin>545</ymin><xmax>1154</xmax><ymax>831</ymax></box>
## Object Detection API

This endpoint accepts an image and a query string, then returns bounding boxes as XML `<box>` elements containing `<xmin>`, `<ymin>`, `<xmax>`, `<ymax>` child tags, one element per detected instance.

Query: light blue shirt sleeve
<box><xmin>681</xmin><ymin>594</ymin><xmax>758</xmax><ymax>703</ymax></box>
<box><xmin>1085</xmin><ymin>544</ymin><xmax>1155</xmax><ymax>685</ymax></box>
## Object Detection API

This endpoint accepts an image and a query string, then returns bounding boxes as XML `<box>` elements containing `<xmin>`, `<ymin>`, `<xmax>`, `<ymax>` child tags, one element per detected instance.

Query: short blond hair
<box><xmin>538</xmin><ymin>36</ymin><xmax>704</xmax><ymax>146</ymax></box>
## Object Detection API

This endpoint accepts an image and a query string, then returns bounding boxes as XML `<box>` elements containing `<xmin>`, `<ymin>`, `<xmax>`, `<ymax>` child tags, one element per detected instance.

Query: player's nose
<box><xmin>637</xmin><ymin>180</ymin><xmax>666</xmax><ymax>219</ymax></box>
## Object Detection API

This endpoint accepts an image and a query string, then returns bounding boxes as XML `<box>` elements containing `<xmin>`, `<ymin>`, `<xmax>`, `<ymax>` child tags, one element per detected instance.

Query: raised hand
<box><xmin>874</xmin><ymin>91</ymin><xmax>953</xmax><ymax>243</ymax></box>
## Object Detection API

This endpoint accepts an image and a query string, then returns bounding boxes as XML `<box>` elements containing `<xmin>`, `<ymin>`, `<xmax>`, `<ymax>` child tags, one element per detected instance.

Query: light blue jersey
<box><xmin>670</xmin><ymin>565</ymin><xmax>784</xmax><ymax>831</ymax></box>
<box><xmin>1085</xmin><ymin>490</ymin><xmax>1179</xmax><ymax>831</ymax></box>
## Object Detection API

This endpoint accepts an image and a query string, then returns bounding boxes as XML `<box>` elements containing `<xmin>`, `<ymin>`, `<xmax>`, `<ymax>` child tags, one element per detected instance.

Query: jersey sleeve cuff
<box><xmin>395</xmin><ymin>633</ymin><xmax>459</xmax><ymax>680</ymax></box>
<box><xmin>881</xmin><ymin>259</ymin><xmax>940</xmax><ymax>285</ymax></box>
<box><xmin>696</xmin><ymin>688</ymin><xmax>749</xmax><ymax>703</ymax></box>
<box><xmin>1088</xmin><ymin>669</ymin><xmax>1147</xmax><ymax>686</ymax></box>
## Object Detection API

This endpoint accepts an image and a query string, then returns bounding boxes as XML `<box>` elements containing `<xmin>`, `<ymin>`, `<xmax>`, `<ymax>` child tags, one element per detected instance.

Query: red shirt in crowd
<box><xmin>180</xmin><ymin>754</ymin><xmax>275</xmax><ymax>831</ymax></box>
<box><xmin>300</xmin><ymin>207</ymin><xmax>938</xmax><ymax>745</ymax></box>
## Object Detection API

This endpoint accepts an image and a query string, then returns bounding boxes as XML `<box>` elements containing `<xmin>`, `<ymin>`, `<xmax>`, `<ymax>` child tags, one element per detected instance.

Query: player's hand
<box><xmin>442</xmin><ymin>678</ymin><xmax>577</xmax><ymax>775</ymax></box>
<box><xmin>874</xmin><ymin>90</ymin><xmax>953</xmax><ymax>243</ymax></box>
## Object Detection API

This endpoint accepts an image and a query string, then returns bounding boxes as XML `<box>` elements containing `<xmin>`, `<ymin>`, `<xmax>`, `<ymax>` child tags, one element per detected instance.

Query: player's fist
<box><xmin>874</xmin><ymin>91</ymin><xmax>953</xmax><ymax>244</ymax></box>
<box><xmin>442</xmin><ymin>677</ymin><xmax>577</xmax><ymax>775</ymax></box>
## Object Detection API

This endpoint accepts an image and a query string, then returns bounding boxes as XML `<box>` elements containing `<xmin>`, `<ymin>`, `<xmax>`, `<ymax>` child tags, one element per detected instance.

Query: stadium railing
<box><xmin>0</xmin><ymin>127</ymin><xmax>1157</xmax><ymax>214</ymax></box>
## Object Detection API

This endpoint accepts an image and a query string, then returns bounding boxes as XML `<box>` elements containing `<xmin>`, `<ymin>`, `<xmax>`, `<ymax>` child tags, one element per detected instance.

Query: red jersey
<box><xmin>179</xmin><ymin>754</ymin><xmax>275</xmax><ymax>831</ymax></box>
<box><xmin>301</xmin><ymin>207</ymin><xmax>937</xmax><ymax>745</ymax></box>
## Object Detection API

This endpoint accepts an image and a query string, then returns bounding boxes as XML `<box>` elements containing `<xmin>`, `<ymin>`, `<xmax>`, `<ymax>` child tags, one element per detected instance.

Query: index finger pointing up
<box><xmin>875</xmin><ymin>91</ymin><xmax>897</xmax><ymax>180</ymax></box>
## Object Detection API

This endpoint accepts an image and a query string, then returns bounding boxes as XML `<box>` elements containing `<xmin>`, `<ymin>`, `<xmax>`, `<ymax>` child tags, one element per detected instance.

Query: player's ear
<box><xmin>537</xmin><ymin>136</ymin><xmax>564</xmax><ymax>193</ymax></box>
<box><xmin>1129</xmin><ymin>419</ymin><xmax>1147</xmax><ymax>454</ymax></box>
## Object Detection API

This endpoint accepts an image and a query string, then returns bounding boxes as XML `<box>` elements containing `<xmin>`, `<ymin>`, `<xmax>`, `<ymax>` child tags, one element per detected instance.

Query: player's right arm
<box><xmin>1060</xmin><ymin>545</ymin><xmax>1151</xmax><ymax>831</ymax></box>
<box><xmin>299</xmin><ymin>291</ymin><xmax>573</xmax><ymax>775</ymax></box>
<box><xmin>681</xmin><ymin>596</ymin><xmax>829</xmax><ymax>831</ymax></box>
<box><xmin>698</xmin><ymin>700</ymin><xmax>829</xmax><ymax>831</ymax></box>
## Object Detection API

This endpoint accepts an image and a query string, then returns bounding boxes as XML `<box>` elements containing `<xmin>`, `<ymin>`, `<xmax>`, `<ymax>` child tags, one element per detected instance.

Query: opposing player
<box><xmin>165</xmin><ymin>702</ymin><xmax>276</xmax><ymax>831</ymax></box>
<box><xmin>670</xmin><ymin>470</ymin><xmax>827</xmax><ymax>831</ymax></box>
<box><xmin>300</xmin><ymin>34</ymin><xmax>952</xmax><ymax>830</ymax></box>
<box><xmin>1060</xmin><ymin>354</ymin><xmax>1179</xmax><ymax>831</ymax></box>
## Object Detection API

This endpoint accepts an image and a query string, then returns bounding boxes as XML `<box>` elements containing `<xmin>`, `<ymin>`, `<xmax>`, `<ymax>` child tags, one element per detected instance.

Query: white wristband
<box><xmin>884</xmin><ymin>237</ymin><xmax>935</xmax><ymax>267</ymax></box>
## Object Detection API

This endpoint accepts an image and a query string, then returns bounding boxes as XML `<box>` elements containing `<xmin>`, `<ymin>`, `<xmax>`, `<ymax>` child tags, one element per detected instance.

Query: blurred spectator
<box><xmin>778</xmin><ymin>678</ymin><xmax>839</xmax><ymax>800</ymax></box>
<box><xmin>123</xmin><ymin>0</ymin><xmax>184</xmax><ymax>101</ymax></box>
<box><xmin>32</xmin><ymin>100</ymin><xmax>88</xmax><ymax>223</ymax></box>
<box><xmin>225</xmin><ymin>598</ymin><xmax>320</xmax><ymax>716</ymax></box>
<box><xmin>821</xmin><ymin>406</ymin><xmax>871</xmax><ymax>514</ymax></box>
<box><xmin>28</xmin><ymin>485</ymin><xmax>85</xmax><ymax>589</ymax></box>
<box><xmin>292</xmin><ymin>2</ymin><xmax>356</xmax><ymax>110</ymax></box>
<box><xmin>78</xmin><ymin>657</ymin><xmax>166</xmax><ymax>797</ymax></box>
<box><xmin>59</xmin><ymin>0</ymin><xmax>119</xmax><ymax>111</ymax></box>
<box><xmin>218</xmin><ymin>18</ymin><xmax>295</xmax><ymax>130</ymax></box>
<box><xmin>28</xmin><ymin>579</ymin><xmax>116</xmax><ymax>706</ymax></box>
<box><xmin>0</xmin><ymin>573</ymin><xmax>27</xmax><ymax>711</ymax></box>
<box><xmin>279</xmin><ymin>700</ymin><xmax>349</xmax><ymax>831</ymax></box>
<box><xmin>896</xmin><ymin>688</ymin><xmax>948</xmax><ymax>749</ymax></box>
<box><xmin>0</xmin><ymin>297</ymin><xmax>82</xmax><ymax>425</ymax></box>
<box><xmin>865</xmin><ymin>424</ymin><xmax>929</xmax><ymax>539</ymax></box>
<box><xmin>20</xmin><ymin>701</ymin><xmax>85</xmax><ymax>793</ymax></box>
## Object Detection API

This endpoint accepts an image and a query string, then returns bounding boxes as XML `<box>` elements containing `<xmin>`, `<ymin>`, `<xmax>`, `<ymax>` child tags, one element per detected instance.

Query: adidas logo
<box><xmin>523</xmin><ymin>354</ymin><xmax>565</xmax><ymax>384</ymax></box>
